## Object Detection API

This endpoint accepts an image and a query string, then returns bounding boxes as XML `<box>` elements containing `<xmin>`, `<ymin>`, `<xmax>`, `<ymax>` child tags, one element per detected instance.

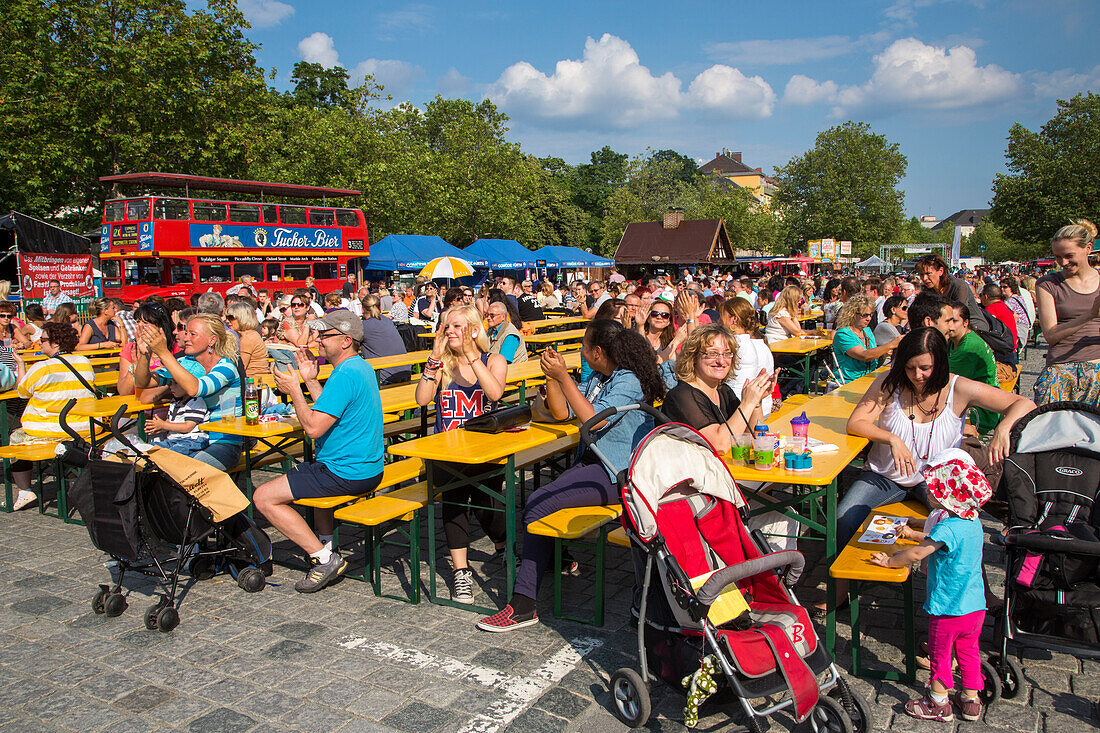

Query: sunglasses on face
<box><xmin>291</xmin><ymin>302</ymin><xmax>305</xmax><ymax>307</ymax></box>
<box><xmin>861</xmin><ymin>312</ymin><xmax>873</xmax><ymax>318</ymax></box>
<box><xmin>650</xmin><ymin>311</ymin><xmax>671</xmax><ymax>320</ymax></box>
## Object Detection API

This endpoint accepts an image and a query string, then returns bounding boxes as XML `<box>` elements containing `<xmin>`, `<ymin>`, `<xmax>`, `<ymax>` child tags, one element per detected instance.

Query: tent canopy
<box><xmin>0</xmin><ymin>212</ymin><xmax>91</xmax><ymax>254</ymax></box>
<box><xmin>366</xmin><ymin>235</ymin><xmax>488</xmax><ymax>271</ymax></box>
<box><xmin>855</xmin><ymin>255</ymin><xmax>890</xmax><ymax>271</ymax></box>
<box><xmin>463</xmin><ymin>238</ymin><xmax>536</xmax><ymax>270</ymax></box>
<box><xmin>534</xmin><ymin>245</ymin><xmax>613</xmax><ymax>268</ymax></box>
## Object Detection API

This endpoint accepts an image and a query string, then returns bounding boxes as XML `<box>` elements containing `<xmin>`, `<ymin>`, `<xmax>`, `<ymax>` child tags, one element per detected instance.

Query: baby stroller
<box><xmin>582</xmin><ymin>406</ymin><xmax>871</xmax><ymax>731</ymax></box>
<box><xmin>59</xmin><ymin>402</ymin><xmax>272</xmax><ymax>632</ymax></box>
<box><xmin>994</xmin><ymin>401</ymin><xmax>1100</xmax><ymax>712</ymax></box>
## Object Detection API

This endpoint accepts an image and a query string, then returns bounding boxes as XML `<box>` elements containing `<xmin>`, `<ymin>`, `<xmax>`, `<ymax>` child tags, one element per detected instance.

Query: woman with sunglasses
<box><xmin>639</xmin><ymin>299</ymin><xmax>677</xmax><ymax>360</ymax></box>
<box><xmin>118</xmin><ymin>303</ymin><xmax>175</xmax><ymax>396</ymax></box>
<box><xmin>874</xmin><ymin>294</ymin><xmax>909</xmax><ymax>346</ymax></box>
<box><xmin>832</xmin><ymin>294</ymin><xmax>901</xmax><ymax>383</ymax></box>
<box><xmin>0</xmin><ymin>302</ymin><xmax>32</xmax><ymax>350</ymax></box>
<box><xmin>279</xmin><ymin>296</ymin><xmax>317</xmax><ymax>349</ymax></box>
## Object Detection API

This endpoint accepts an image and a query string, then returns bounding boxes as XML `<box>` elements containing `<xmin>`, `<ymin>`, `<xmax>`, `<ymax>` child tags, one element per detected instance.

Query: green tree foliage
<box><xmin>959</xmin><ymin>221</ymin><xmax>1044</xmax><ymax>262</ymax></box>
<box><xmin>989</xmin><ymin>92</ymin><xmax>1100</xmax><ymax>248</ymax></box>
<box><xmin>773</xmin><ymin>121</ymin><xmax>908</xmax><ymax>250</ymax></box>
<box><xmin>0</xmin><ymin>0</ymin><xmax>269</xmax><ymax>229</ymax></box>
<box><xmin>598</xmin><ymin>152</ymin><xmax>780</xmax><ymax>256</ymax></box>
<box><xmin>286</xmin><ymin>62</ymin><xmax>358</xmax><ymax>111</ymax></box>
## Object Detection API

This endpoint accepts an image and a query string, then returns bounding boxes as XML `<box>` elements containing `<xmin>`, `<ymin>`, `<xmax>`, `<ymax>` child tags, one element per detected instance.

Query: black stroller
<box><xmin>59</xmin><ymin>402</ymin><xmax>272</xmax><ymax>632</ymax></box>
<box><xmin>995</xmin><ymin>401</ymin><xmax>1100</xmax><ymax>713</ymax></box>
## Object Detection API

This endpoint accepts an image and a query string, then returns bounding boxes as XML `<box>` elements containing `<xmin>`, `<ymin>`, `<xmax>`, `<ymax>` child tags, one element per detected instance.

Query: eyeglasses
<box><xmin>0</xmin><ymin>314</ymin><xmax>12</xmax><ymax>319</ymax></box>
<box><xmin>588</xmin><ymin>287</ymin><xmax>602</xmax><ymax>294</ymax></box>
<box><xmin>860</xmin><ymin>312</ymin><xmax>874</xmax><ymax>318</ymax></box>
<box><xmin>316</xmin><ymin>330</ymin><xmax>343</xmax><ymax>341</ymax></box>
<box><xmin>701</xmin><ymin>351</ymin><xmax>734</xmax><ymax>362</ymax></box>
<box><xmin>291</xmin><ymin>302</ymin><xmax>305</xmax><ymax>308</ymax></box>
<box><xmin>650</xmin><ymin>311</ymin><xmax>671</xmax><ymax>320</ymax></box>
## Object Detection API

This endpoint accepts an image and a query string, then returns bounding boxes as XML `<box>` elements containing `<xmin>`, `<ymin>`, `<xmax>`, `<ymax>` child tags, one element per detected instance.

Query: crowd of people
<box><xmin>1</xmin><ymin>218</ymin><xmax>1097</xmax><ymax>722</ymax></box>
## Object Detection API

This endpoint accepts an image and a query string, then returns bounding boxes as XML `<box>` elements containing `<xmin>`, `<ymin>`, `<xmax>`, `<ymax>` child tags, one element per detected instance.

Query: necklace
<box><xmin>906</xmin><ymin>388</ymin><xmax>943</xmax><ymax>461</ymax></box>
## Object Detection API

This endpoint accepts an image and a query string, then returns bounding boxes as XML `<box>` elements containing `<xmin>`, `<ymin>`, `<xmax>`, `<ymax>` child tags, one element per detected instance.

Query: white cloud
<box><xmin>685</xmin><ymin>66</ymin><xmax>775</xmax><ymax>118</ymax></box>
<box><xmin>297</xmin><ymin>32</ymin><xmax>339</xmax><ymax>68</ymax></box>
<box><xmin>238</xmin><ymin>0</ymin><xmax>294</xmax><ymax>29</ymax></box>
<box><xmin>487</xmin><ymin>34</ymin><xmax>775</xmax><ymax>129</ymax></box>
<box><xmin>705</xmin><ymin>36</ymin><xmax>853</xmax><ymax>66</ymax></box>
<box><xmin>350</xmin><ymin>59</ymin><xmax>424</xmax><ymax>96</ymax></box>
<box><xmin>377</xmin><ymin>4</ymin><xmax>434</xmax><ymax>39</ymax></box>
<box><xmin>437</xmin><ymin>67</ymin><xmax>471</xmax><ymax>96</ymax></box>
<box><xmin>1028</xmin><ymin>65</ymin><xmax>1100</xmax><ymax>99</ymax></box>
<box><xmin>783</xmin><ymin>75</ymin><xmax>840</xmax><ymax>106</ymax></box>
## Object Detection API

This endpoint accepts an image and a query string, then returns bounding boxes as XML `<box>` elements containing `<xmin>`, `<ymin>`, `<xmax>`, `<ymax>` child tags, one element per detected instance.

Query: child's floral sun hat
<box><xmin>921</xmin><ymin>448</ymin><xmax>993</xmax><ymax>521</ymax></box>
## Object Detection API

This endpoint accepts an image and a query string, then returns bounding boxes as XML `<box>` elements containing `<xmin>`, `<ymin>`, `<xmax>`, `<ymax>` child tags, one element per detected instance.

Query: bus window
<box><xmin>102</xmin><ymin>260</ymin><xmax>122</xmax><ymax>288</ymax></box>
<box><xmin>154</xmin><ymin>199</ymin><xmax>190</xmax><ymax>220</ymax></box>
<box><xmin>193</xmin><ymin>202</ymin><xmax>227</xmax><ymax>222</ymax></box>
<box><xmin>125</xmin><ymin>259</ymin><xmax>161</xmax><ymax>286</ymax></box>
<box><xmin>126</xmin><ymin>199</ymin><xmax>151</xmax><ymax>221</ymax></box>
<box><xmin>234</xmin><ymin>263</ymin><xmax>263</xmax><ymax>281</ymax></box>
<box><xmin>170</xmin><ymin>263</ymin><xmax>193</xmax><ymax>284</ymax></box>
<box><xmin>198</xmin><ymin>264</ymin><xmax>231</xmax><ymax>282</ymax></box>
<box><xmin>266</xmin><ymin>263</ymin><xmax>281</xmax><ymax>281</ymax></box>
<box><xmin>104</xmin><ymin>201</ymin><xmax>126</xmax><ymax>222</ymax></box>
<box><xmin>280</xmin><ymin>206</ymin><xmax>306</xmax><ymax>225</ymax></box>
<box><xmin>262</xmin><ymin>205</ymin><xmax>278</xmax><ymax>223</ymax></box>
<box><xmin>313</xmin><ymin>262</ymin><xmax>338</xmax><ymax>280</ymax></box>
<box><xmin>308</xmin><ymin>209</ymin><xmax>335</xmax><ymax>226</ymax></box>
<box><xmin>335</xmin><ymin>209</ymin><xmax>360</xmax><ymax>227</ymax></box>
<box><xmin>283</xmin><ymin>263</ymin><xmax>311</xmax><ymax>280</ymax></box>
<box><xmin>228</xmin><ymin>204</ymin><xmax>260</xmax><ymax>223</ymax></box>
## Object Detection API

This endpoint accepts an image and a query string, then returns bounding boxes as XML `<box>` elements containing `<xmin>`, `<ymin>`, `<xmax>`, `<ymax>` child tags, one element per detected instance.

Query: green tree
<box><xmin>0</xmin><ymin>0</ymin><xmax>269</xmax><ymax>229</ymax></box>
<box><xmin>649</xmin><ymin>149</ymin><xmax>699</xmax><ymax>185</ymax></box>
<box><xmin>286</xmin><ymin>62</ymin><xmax>356</xmax><ymax>111</ymax></box>
<box><xmin>772</xmin><ymin>121</ymin><xmax>908</xmax><ymax>250</ymax></box>
<box><xmin>989</xmin><ymin>92</ymin><xmax>1100</xmax><ymax>248</ymax></box>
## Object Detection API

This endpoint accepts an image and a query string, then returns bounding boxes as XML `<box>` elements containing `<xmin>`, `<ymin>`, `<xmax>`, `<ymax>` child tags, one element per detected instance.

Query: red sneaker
<box><xmin>476</xmin><ymin>604</ymin><xmax>538</xmax><ymax>633</ymax></box>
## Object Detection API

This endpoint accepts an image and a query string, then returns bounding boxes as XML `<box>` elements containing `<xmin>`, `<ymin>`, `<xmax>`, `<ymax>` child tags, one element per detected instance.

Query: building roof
<box><xmin>931</xmin><ymin>209</ymin><xmax>990</xmax><ymax>231</ymax></box>
<box><xmin>100</xmin><ymin>172</ymin><xmax>361</xmax><ymax>199</ymax></box>
<box><xmin>614</xmin><ymin>218</ymin><xmax>734</xmax><ymax>265</ymax></box>
<box><xmin>699</xmin><ymin>150</ymin><xmax>761</xmax><ymax>177</ymax></box>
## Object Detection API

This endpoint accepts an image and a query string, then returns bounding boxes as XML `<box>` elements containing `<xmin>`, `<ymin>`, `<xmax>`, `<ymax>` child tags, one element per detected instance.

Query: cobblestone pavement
<box><xmin>1</xmin><ymin>336</ymin><xmax>1097</xmax><ymax>732</ymax></box>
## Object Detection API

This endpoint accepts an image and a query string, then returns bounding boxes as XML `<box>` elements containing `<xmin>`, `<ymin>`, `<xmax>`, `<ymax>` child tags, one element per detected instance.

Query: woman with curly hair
<box><xmin>477</xmin><ymin>319</ymin><xmax>666</xmax><ymax>632</ymax></box>
<box><xmin>415</xmin><ymin>304</ymin><xmax>509</xmax><ymax>604</ymax></box>
<box><xmin>832</xmin><ymin>294</ymin><xmax>901</xmax><ymax>383</ymax></box>
<box><xmin>8</xmin><ymin>322</ymin><xmax>95</xmax><ymax>510</ymax></box>
<box><xmin>1033</xmin><ymin>220</ymin><xmax>1100</xmax><ymax>406</ymax></box>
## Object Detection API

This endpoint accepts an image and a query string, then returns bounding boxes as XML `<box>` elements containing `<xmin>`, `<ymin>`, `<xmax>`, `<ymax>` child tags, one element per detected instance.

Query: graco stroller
<box><xmin>582</xmin><ymin>405</ymin><xmax>871</xmax><ymax>731</ymax></box>
<box><xmin>994</xmin><ymin>401</ymin><xmax>1100</xmax><ymax>712</ymax></box>
<box><xmin>59</xmin><ymin>402</ymin><xmax>272</xmax><ymax>632</ymax></box>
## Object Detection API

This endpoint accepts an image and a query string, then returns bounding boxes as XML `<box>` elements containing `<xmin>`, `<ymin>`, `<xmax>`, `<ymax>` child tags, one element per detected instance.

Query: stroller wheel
<box><xmin>236</xmin><ymin>567</ymin><xmax>266</xmax><ymax>593</ymax></box>
<box><xmin>979</xmin><ymin>660</ymin><xmax>1002</xmax><ymax>705</ymax></box>
<box><xmin>91</xmin><ymin>585</ymin><xmax>109</xmax><ymax>614</ymax></box>
<box><xmin>802</xmin><ymin>696</ymin><xmax>852</xmax><ymax>733</ymax></box>
<box><xmin>143</xmin><ymin>604</ymin><xmax>160</xmax><ymax>630</ymax></box>
<box><xmin>988</xmin><ymin>654</ymin><xmax>1024</xmax><ymax>700</ymax></box>
<box><xmin>155</xmin><ymin>606</ymin><xmax>179</xmax><ymax>633</ymax></box>
<box><xmin>190</xmin><ymin>556</ymin><xmax>216</xmax><ymax>581</ymax></box>
<box><xmin>609</xmin><ymin>667</ymin><xmax>651</xmax><ymax>728</ymax></box>
<box><xmin>830</xmin><ymin>678</ymin><xmax>873</xmax><ymax>733</ymax></box>
<box><xmin>104</xmin><ymin>592</ymin><xmax>127</xmax><ymax>617</ymax></box>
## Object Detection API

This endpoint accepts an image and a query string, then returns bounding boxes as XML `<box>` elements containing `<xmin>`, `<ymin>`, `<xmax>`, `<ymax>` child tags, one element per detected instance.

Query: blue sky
<box><xmin>235</xmin><ymin>0</ymin><xmax>1099</xmax><ymax>221</ymax></box>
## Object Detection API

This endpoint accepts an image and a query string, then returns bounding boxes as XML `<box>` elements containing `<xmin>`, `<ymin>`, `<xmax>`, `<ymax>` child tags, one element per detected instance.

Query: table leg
<box><xmin>903</xmin><ymin>578</ymin><xmax>916</xmax><ymax>682</ymax></box>
<box><xmin>505</xmin><ymin>456</ymin><xmax>517</xmax><ymax>599</ymax></box>
<box><xmin>426</xmin><ymin>464</ymin><xmax>439</xmax><ymax>603</ymax></box>
<box><xmin>850</xmin><ymin>580</ymin><xmax>863</xmax><ymax>676</ymax></box>
<box><xmin>825</xmin><ymin>477</ymin><xmax>838</xmax><ymax>654</ymax></box>
<box><xmin>1</xmin><ymin>405</ymin><xmax>8</xmax><ymax>448</ymax></box>
<box><xmin>801</xmin><ymin>354</ymin><xmax>811</xmax><ymax>394</ymax></box>
<box><xmin>2</xmin><ymin>458</ymin><xmax>11</xmax><ymax>512</ymax></box>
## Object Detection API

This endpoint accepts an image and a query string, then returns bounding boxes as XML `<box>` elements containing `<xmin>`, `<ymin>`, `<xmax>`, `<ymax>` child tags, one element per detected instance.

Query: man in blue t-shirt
<box><xmin>254</xmin><ymin>309</ymin><xmax>384</xmax><ymax>593</ymax></box>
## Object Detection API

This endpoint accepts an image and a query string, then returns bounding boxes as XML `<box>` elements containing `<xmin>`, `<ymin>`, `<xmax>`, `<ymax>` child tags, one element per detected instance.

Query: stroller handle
<box><xmin>579</xmin><ymin>403</ymin><xmax>667</xmax><ymax>474</ymax></box>
<box><xmin>107</xmin><ymin>405</ymin><xmax>145</xmax><ymax>456</ymax></box>
<box><xmin>59</xmin><ymin>399</ymin><xmax>83</xmax><ymax>443</ymax></box>
<box><xmin>695</xmin><ymin>550</ymin><xmax>806</xmax><ymax>607</ymax></box>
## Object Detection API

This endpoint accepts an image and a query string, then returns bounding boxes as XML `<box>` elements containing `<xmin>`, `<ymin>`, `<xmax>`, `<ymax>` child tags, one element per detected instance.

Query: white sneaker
<box><xmin>12</xmin><ymin>491</ymin><xmax>37</xmax><ymax>511</ymax></box>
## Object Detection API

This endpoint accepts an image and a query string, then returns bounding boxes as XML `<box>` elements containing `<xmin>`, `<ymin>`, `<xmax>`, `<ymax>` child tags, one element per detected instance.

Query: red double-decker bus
<box><xmin>98</xmin><ymin>172</ymin><xmax>370</xmax><ymax>302</ymax></box>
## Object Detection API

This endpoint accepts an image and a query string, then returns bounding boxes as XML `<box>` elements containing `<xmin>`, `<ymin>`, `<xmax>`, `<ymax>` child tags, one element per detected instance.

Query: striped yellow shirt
<box><xmin>16</xmin><ymin>355</ymin><xmax>95</xmax><ymax>438</ymax></box>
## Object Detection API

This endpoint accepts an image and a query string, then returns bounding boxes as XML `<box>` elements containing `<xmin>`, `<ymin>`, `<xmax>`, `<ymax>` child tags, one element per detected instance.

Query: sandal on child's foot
<box><xmin>905</xmin><ymin>693</ymin><xmax>954</xmax><ymax>722</ymax></box>
<box><xmin>954</xmin><ymin>691</ymin><xmax>981</xmax><ymax>722</ymax></box>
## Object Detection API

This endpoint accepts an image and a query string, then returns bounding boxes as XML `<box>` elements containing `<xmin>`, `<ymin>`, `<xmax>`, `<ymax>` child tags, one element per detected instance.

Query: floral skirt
<box><xmin>1033</xmin><ymin>361</ymin><xmax>1100</xmax><ymax>407</ymax></box>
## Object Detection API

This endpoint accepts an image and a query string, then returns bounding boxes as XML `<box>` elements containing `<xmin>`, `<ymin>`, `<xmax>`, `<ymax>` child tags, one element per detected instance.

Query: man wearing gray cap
<box><xmin>254</xmin><ymin>309</ymin><xmax>384</xmax><ymax>593</ymax></box>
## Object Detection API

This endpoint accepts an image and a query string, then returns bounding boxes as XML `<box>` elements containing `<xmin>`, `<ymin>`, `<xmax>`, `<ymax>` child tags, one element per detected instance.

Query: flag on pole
<box><xmin>950</xmin><ymin>225</ymin><xmax>962</xmax><ymax>269</ymax></box>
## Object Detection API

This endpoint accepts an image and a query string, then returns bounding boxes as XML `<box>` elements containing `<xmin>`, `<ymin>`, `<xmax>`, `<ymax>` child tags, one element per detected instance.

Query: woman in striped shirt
<box><xmin>9</xmin><ymin>322</ymin><xmax>95</xmax><ymax>510</ymax></box>
<box><xmin>134</xmin><ymin>313</ymin><xmax>242</xmax><ymax>472</ymax></box>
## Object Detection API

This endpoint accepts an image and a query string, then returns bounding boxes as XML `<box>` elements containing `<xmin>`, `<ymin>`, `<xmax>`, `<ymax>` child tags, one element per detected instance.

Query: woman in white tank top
<box><xmin>814</xmin><ymin>327</ymin><xmax>1035</xmax><ymax>616</ymax></box>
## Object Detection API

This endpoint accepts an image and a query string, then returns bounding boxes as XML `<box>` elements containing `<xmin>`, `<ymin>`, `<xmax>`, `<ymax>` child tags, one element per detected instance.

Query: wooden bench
<box><xmin>828</xmin><ymin>499</ymin><xmax>928</xmax><ymax>682</ymax></box>
<box><xmin>332</xmin><ymin>481</ymin><xmax>431</xmax><ymax>603</ymax></box>
<box><xmin>528</xmin><ymin>504</ymin><xmax>623</xmax><ymax>626</ymax></box>
<box><xmin>0</xmin><ymin>441</ymin><xmax>66</xmax><ymax>519</ymax></box>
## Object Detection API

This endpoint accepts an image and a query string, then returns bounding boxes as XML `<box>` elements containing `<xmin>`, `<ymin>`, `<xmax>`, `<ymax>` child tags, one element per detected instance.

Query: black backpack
<box><xmin>975</xmin><ymin>306</ymin><xmax>1017</xmax><ymax>365</ymax></box>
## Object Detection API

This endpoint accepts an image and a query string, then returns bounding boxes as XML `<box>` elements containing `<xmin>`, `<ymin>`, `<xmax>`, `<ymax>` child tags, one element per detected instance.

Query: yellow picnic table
<box><xmin>523</xmin><ymin>316</ymin><xmax>588</xmax><ymax>331</ymax></box>
<box><xmin>523</xmin><ymin>328</ymin><xmax>586</xmax><ymax>350</ymax></box>
<box><xmin>768</xmin><ymin>336</ymin><xmax>834</xmax><ymax>393</ymax></box>
<box><xmin>45</xmin><ymin>394</ymin><xmax>165</xmax><ymax>447</ymax></box>
<box><xmin>798</xmin><ymin>310</ymin><xmax>825</xmax><ymax>323</ymax></box>
<box><xmin>20</xmin><ymin>346</ymin><xmax>122</xmax><ymax>362</ymax></box>
<box><xmin>199</xmin><ymin>416</ymin><xmax>313</xmax><ymax>503</ymax></box>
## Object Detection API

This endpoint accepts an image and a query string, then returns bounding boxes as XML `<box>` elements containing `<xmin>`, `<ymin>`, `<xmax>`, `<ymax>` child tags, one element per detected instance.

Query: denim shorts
<box><xmin>287</xmin><ymin>462</ymin><xmax>382</xmax><ymax>500</ymax></box>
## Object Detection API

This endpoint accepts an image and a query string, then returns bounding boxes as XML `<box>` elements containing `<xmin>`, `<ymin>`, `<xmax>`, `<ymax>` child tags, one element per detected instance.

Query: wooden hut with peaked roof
<box><xmin>613</xmin><ymin>210</ymin><xmax>734</xmax><ymax>266</ymax></box>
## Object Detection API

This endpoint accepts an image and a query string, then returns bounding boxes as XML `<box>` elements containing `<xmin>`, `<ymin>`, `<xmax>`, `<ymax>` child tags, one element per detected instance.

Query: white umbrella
<box><xmin>419</xmin><ymin>256</ymin><xmax>474</xmax><ymax>280</ymax></box>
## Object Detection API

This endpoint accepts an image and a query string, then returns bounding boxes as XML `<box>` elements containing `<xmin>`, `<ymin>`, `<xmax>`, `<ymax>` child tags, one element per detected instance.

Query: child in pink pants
<box><xmin>870</xmin><ymin>453</ymin><xmax>992</xmax><ymax>722</ymax></box>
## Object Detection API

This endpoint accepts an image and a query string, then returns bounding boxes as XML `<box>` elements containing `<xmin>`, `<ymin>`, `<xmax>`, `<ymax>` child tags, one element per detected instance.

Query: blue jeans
<box><xmin>837</xmin><ymin>470</ymin><xmax>929</xmax><ymax>548</ymax></box>
<box><xmin>187</xmin><ymin>441</ymin><xmax>242</xmax><ymax>473</ymax></box>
